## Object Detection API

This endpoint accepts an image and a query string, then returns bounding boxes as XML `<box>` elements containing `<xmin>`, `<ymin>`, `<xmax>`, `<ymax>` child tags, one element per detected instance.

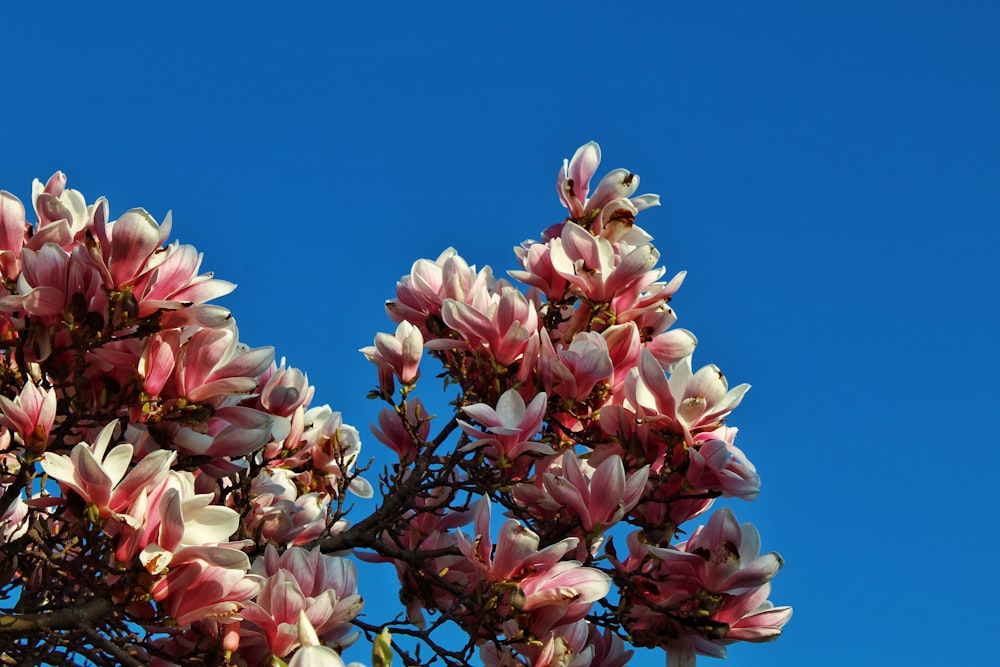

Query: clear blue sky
<box><xmin>2</xmin><ymin>3</ymin><xmax>997</xmax><ymax>666</ymax></box>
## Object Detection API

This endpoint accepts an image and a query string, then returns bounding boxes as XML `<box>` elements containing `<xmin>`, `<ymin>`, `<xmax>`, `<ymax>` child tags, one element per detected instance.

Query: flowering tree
<box><xmin>0</xmin><ymin>143</ymin><xmax>790</xmax><ymax>667</ymax></box>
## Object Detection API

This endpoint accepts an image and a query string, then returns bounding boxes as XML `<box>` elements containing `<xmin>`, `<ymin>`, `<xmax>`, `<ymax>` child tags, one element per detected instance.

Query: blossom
<box><xmin>0</xmin><ymin>489</ymin><xmax>28</xmax><ymax>541</ymax></box>
<box><xmin>549</xmin><ymin>223</ymin><xmax>661</xmax><ymax>303</ymax></box>
<box><xmin>459</xmin><ymin>389</ymin><xmax>552</xmax><ymax>463</ymax></box>
<box><xmin>171</xmin><ymin>405</ymin><xmax>275</xmax><ymax>461</ymax></box>
<box><xmin>614</xmin><ymin>508</ymin><xmax>791</xmax><ymax>664</ymax></box>
<box><xmin>288</xmin><ymin>612</ymin><xmax>367</xmax><ymax>667</ymax></box>
<box><xmin>626</xmin><ymin>349</ymin><xmax>749</xmax><ymax>442</ymax></box>
<box><xmin>509</xmin><ymin>240</ymin><xmax>569</xmax><ymax>301</ymax></box>
<box><xmin>538</xmin><ymin>330</ymin><xmax>614</xmax><ymax>404</ymax></box>
<box><xmin>115</xmin><ymin>470</ymin><xmax>243</xmax><ymax>572</ymax></box>
<box><xmin>556</xmin><ymin>141</ymin><xmax>660</xmax><ymax>241</ymax></box>
<box><xmin>149</xmin><ymin>546</ymin><xmax>263</xmax><ymax>626</ymax></box>
<box><xmin>542</xmin><ymin>451</ymin><xmax>649</xmax><ymax>535</ymax></box>
<box><xmin>0</xmin><ymin>378</ymin><xmax>56</xmax><ymax>453</ymax></box>
<box><xmin>84</xmin><ymin>200</ymin><xmax>236</xmax><ymax>316</ymax></box>
<box><xmin>360</xmin><ymin>320</ymin><xmax>424</xmax><ymax>386</ymax></box>
<box><xmin>645</xmin><ymin>328</ymin><xmax>698</xmax><ymax>371</ymax></box>
<box><xmin>386</xmin><ymin>247</ymin><xmax>495</xmax><ymax>336</ymax></box>
<box><xmin>246</xmin><ymin>469</ymin><xmax>329</xmax><ymax>546</ymax></box>
<box><xmin>298</xmin><ymin>406</ymin><xmax>374</xmax><ymax>499</ymax></box>
<box><xmin>30</xmin><ymin>172</ymin><xmax>88</xmax><ymax>241</ymax></box>
<box><xmin>370</xmin><ymin>399</ymin><xmax>430</xmax><ymax>464</ymax></box>
<box><xmin>172</xmin><ymin>324</ymin><xmax>274</xmax><ymax>404</ymax></box>
<box><xmin>458</xmin><ymin>499</ymin><xmax>580</xmax><ymax>584</ymax></box>
<box><xmin>40</xmin><ymin>423</ymin><xmax>175</xmax><ymax>527</ymax></box>
<box><xmin>259</xmin><ymin>359</ymin><xmax>315</xmax><ymax>418</ymax></box>
<box><xmin>1</xmin><ymin>242</ymin><xmax>107</xmax><ymax>326</ymax></box>
<box><xmin>242</xmin><ymin>545</ymin><xmax>363</xmax><ymax>658</ymax></box>
<box><xmin>686</xmin><ymin>429</ymin><xmax>761</xmax><ymax>501</ymax></box>
<box><xmin>130</xmin><ymin>240</ymin><xmax>237</xmax><ymax>317</ymax></box>
<box><xmin>439</xmin><ymin>285</ymin><xmax>540</xmax><ymax>366</ymax></box>
<box><xmin>457</xmin><ymin>499</ymin><xmax>610</xmax><ymax>634</ymax></box>
<box><xmin>0</xmin><ymin>190</ymin><xmax>27</xmax><ymax>277</ymax></box>
<box><xmin>480</xmin><ymin>619</ymin><xmax>595</xmax><ymax>667</ymax></box>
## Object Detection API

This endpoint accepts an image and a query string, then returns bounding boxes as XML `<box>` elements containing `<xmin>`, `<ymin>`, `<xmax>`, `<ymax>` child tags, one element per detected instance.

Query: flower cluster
<box><xmin>362</xmin><ymin>141</ymin><xmax>791</xmax><ymax>666</ymax></box>
<box><xmin>0</xmin><ymin>177</ymin><xmax>369</xmax><ymax>666</ymax></box>
<box><xmin>0</xmin><ymin>142</ymin><xmax>790</xmax><ymax>667</ymax></box>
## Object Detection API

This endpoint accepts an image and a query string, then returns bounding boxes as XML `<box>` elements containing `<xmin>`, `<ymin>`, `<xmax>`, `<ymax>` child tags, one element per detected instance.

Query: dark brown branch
<box><xmin>81</xmin><ymin>625</ymin><xmax>145</xmax><ymax>667</ymax></box>
<box><xmin>0</xmin><ymin>597</ymin><xmax>113</xmax><ymax>634</ymax></box>
<box><xmin>317</xmin><ymin>416</ymin><xmax>459</xmax><ymax>554</ymax></box>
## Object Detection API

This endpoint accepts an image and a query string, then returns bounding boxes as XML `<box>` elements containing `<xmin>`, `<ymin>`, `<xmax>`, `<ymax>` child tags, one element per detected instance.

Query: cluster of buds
<box><xmin>362</xmin><ymin>142</ymin><xmax>791</xmax><ymax>666</ymax></box>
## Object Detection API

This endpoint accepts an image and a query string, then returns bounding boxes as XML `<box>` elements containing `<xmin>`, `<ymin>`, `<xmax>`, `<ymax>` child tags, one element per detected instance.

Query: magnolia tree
<box><xmin>0</xmin><ymin>143</ymin><xmax>790</xmax><ymax>667</ymax></box>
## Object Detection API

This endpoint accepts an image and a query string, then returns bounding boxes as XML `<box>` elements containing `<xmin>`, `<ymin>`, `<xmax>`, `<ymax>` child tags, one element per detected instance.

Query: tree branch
<box><xmin>317</xmin><ymin>416</ymin><xmax>459</xmax><ymax>554</ymax></box>
<box><xmin>0</xmin><ymin>598</ymin><xmax>113</xmax><ymax>634</ymax></box>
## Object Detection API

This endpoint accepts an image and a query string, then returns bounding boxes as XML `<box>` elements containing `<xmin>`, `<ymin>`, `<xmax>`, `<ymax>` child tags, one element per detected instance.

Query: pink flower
<box><xmin>457</xmin><ymin>499</ymin><xmax>609</xmax><ymax>634</ymax></box>
<box><xmin>645</xmin><ymin>328</ymin><xmax>698</xmax><ymax>371</ymax></box>
<box><xmin>130</xmin><ymin>241</ymin><xmax>236</xmax><ymax>317</ymax></box>
<box><xmin>246</xmin><ymin>469</ymin><xmax>329</xmax><ymax>546</ymax></box>
<box><xmin>1</xmin><ymin>243</ymin><xmax>107</xmax><ymax>325</ymax></box>
<box><xmin>556</xmin><ymin>141</ymin><xmax>660</xmax><ymax>241</ymax></box>
<box><xmin>557</xmin><ymin>141</ymin><xmax>602</xmax><ymax>221</ymax></box>
<box><xmin>360</xmin><ymin>320</ymin><xmax>424</xmax><ymax>386</ymax></box>
<box><xmin>174</xmin><ymin>405</ymin><xmax>275</xmax><ymax>460</ymax></box>
<box><xmin>138</xmin><ymin>330</ymin><xmax>179</xmax><ymax>397</ymax></box>
<box><xmin>542</xmin><ymin>451</ymin><xmax>649</xmax><ymax>535</ymax></box>
<box><xmin>278</xmin><ymin>406</ymin><xmax>373</xmax><ymax>499</ymax></box>
<box><xmin>370</xmin><ymin>399</ymin><xmax>430</xmax><ymax>464</ymax></box>
<box><xmin>102</xmin><ymin>208</ymin><xmax>169</xmax><ymax>288</ymax></box>
<box><xmin>539</xmin><ymin>330</ymin><xmax>614</xmax><ymax>404</ymax></box>
<box><xmin>668</xmin><ymin>355</ymin><xmax>750</xmax><ymax>434</ymax></box>
<box><xmin>0</xmin><ymin>488</ymin><xmax>28</xmax><ymax>541</ymax></box>
<box><xmin>686</xmin><ymin>429</ymin><xmax>761</xmax><ymax>501</ymax></box>
<box><xmin>439</xmin><ymin>286</ymin><xmax>540</xmax><ymax>366</ymax></box>
<box><xmin>587</xmin><ymin>623</ymin><xmax>634</xmax><ymax>667</ymax></box>
<box><xmin>518</xmin><ymin>561</ymin><xmax>611</xmax><ymax>632</ymax></box>
<box><xmin>173</xmin><ymin>324</ymin><xmax>274</xmax><ymax>404</ymax></box>
<box><xmin>242</xmin><ymin>545</ymin><xmax>363</xmax><ymax>658</ymax></box>
<box><xmin>0</xmin><ymin>190</ymin><xmax>27</xmax><ymax>277</ymax></box>
<box><xmin>458</xmin><ymin>499</ymin><xmax>581</xmax><ymax>584</ymax></box>
<box><xmin>0</xmin><ymin>378</ymin><xmax>56</xmax><ymax>452</ymax></box>
<box><xmin>509</xmin><ymin>240</ymin><xmax>569</xmax><ymax>301</ymax></box>
<box><xmin>259</xmin><ymin>359</ymin><xmax>315</xmax><ymax>418</ymax></box>
<box><xmin>627</xmin><ymin>349</ymin><xmax>749</xmax><ymax>442</ymax></box>
<box><xmin>40</xmin><ymin>423</ymin><xmax>175</xmax><ymax>527</ymax></box>
<box><xmin>549</xmin><ymin>223</ymin><xmax>660</xmax><ymax>303</ymax></box>
<box><xmin>613</xmin><ymin>508</ymin><xmax>791</xmax><ymax>664</ymax></box>
<box><xmin>30</xmin><ymin>172</ymin><xmax>88</xmax><ymax>242</ymax></box>
<box><xmin>460</xmin><ymin>389</ymin><xmax>552</xmax><ymax>464</ymax></box>
<box><xmin>116</xmin><ymin>470</ymin><xmax>242</xmax><ymax>571</ymax></box>
<box><xmin>83</xmin><ymin>197</ymin><xmax>235</xmax><ymax>316</ymax></box>
<box><xmin>601</xmin><ymin>323</ymin><xmax>643</xmax><ymax>393</ymax></box>
<box><xmin>150</xmin><ymin>546</ymin><xmax>263</xmax><ymax>626</ymax></box>
<box><xmin>386</xmin><ymin>248</ymin><xmax>495</xmax><ymax>335</ymax></box>
<box><xmin>288</xmin><ymin>612</ymin><xmax>367</xmax><ymax>667</ymax></box>
<box><xmin>480</xmin><ymin>619</ymin><xmax>595</xmax><ymax>667</ymax></box>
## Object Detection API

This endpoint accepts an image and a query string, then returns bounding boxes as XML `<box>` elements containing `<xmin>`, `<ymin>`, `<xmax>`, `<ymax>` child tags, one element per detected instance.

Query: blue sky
<box><xmin>3</xmin><ymin>3</ymin><xmax>998</xmax><ymax>666</ymax></box>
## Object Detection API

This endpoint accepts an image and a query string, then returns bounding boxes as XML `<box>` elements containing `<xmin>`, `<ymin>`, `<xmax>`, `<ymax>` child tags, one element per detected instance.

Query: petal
<box><xmin>109</xmin><ymin>208</ymin><xmax>162</xmax><ymax>285</ymax></box>
<box><xmin>180</xmin><ymin>503</ymin><xmax>240</xmax><ymax>547</ymax></box>
<box><xmin>39</xmin><ymin>452</ymin><xmax>81</xmax><ymax>492</ymax></box>
<box><xmin>101</xmin><ymin>444</ymin><xmax>135</xmax><ymax>489</ymax></box>
<box><xmin>491</xmin><ymin>519</ymin><xmax>541</xmax><ymax>579</ymax></box>
<box><xmin>0</xmin><ymin>191</ymin><xmax>27</xmax><ymax>253</ymax></box>
<box><xmin>719</xmin><ymin>553</ymin><xmax>784</xmax><ymax>592</ymax></box>
<box><xmin>111</xmin><ymin>450</ymin><xmax>176</xmax><ymax>512</ymax></box>
<box><xmin>348</xmin><ymin>477</ymin><xmax>374</xmax><ymax>499</ymax></box>
<box><xmin>71</xmin><ymin>444</ymin><xmax>112</xmax><ymax>507</ymax></box>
